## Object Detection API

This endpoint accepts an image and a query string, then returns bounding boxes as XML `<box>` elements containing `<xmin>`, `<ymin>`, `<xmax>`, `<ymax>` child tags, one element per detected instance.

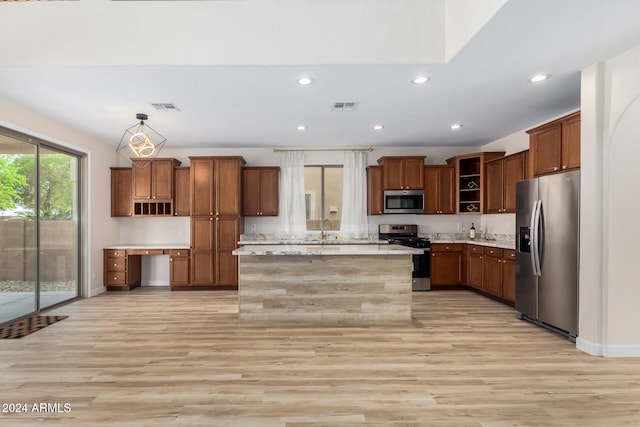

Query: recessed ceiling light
<box><xmin>528</xmin><ymin>74</ymin><xmax>550</xmax><ymax>83</ymax></box>
<box><xmin>297</xmin><ymin>77</ymin><xmax>314</xmax><ymax>86</ymax></box>
<box><xmin>450</xmin><ymin>123</ymin><xmax>463</xmax><ymax>130</ymax></box>
<box><xmin>412</xmin><ymin>75</ymin><xmax>430</xmax><ymax>85</ymax></box>
<box><xmin>373</xmin><ymin>124</ymin><xmax>384</xmax><ymax>131</ymax></box>
<box><xmin>296</xmin><ymin>125</ymin><xmax>307</xmax><ymax>131</ymax></box>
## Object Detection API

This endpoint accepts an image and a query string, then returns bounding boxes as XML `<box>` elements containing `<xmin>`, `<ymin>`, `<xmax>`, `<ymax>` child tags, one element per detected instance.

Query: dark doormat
<box><xmin>0</xmin><ymin>315</ymin><xmax>68</xmax><ymax>339</ymax></box>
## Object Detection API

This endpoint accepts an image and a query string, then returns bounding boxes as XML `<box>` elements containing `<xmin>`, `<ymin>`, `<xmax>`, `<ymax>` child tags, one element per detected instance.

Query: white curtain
<box><xmin>340</xmin><ymin>151</ymin><xmax>369</xmax><ymax>238</ymax></box>
<box><xmin>278</xmin><ymin>151</ymin><xmax>307</xmax><ymax>237</ymax></box>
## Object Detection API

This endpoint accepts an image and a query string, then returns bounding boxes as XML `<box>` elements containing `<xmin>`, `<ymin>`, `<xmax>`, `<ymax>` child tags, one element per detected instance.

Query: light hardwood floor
<box><xmin>1</xmin><ymin>288</ymin><xmax>640</xmax><ymax>426</ymax></box>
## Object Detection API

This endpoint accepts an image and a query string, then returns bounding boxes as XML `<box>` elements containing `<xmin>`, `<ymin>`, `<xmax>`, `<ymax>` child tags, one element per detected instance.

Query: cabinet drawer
<box><xmin>468</xmin><ymin>245</ymin><xmax>484</xmax><ymax>254</ymax></box>
<box><xmin>503</xmin><ymin>249</ymin><xmax>516</xmax><ymax>259</ymax></box>
<box><xmin>128</xmin><ymin>249</ymin><xmax>165</xmax><ymax>255</ymax></box>
<box><xmin>106</xmin><ymin>271</ymin><xmax>126</xmax><ymax>286</ymax></box>
<box><xmin>107</xmin><ymin>257</ymin><xmax>126</xmax><ymax>271</ymax></box>
<box><xmin>170</xmin><ymin>249</ymin><xmax>190</xmax><ymax>258</ymax></box>
<box><xmin>432</xmin><ymin>243</ymin><xmax>464</xmax><ymax>252</ymax></box>
<box><xmin>484</xmin><ymin>247</ymin><xmax>504</xmax><ymax>258</ymax></box>
<box><xmin>105</xmin><ymin>249</ymin><xmax>126</xmax><ymax>258</ymax></box>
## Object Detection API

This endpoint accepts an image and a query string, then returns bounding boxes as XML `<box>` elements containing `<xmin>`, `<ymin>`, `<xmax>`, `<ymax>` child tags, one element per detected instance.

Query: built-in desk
<box><xmin>103</xmin><ymin>245</ymin><xmax>190</xmax><ymax>291</ymax></box>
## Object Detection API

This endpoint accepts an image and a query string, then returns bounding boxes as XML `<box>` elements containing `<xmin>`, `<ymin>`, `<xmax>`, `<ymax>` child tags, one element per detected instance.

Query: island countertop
<box><xmin>232</xmin><ymin>244</ymin><xmax>424</xmax><ymax>256</ymax></box>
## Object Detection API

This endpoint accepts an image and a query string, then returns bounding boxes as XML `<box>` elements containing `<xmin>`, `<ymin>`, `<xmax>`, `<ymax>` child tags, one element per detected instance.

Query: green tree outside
<box><xmin>0</xmin><ymin>155</ymin><xmax>27</xmax><ymax>211</ymax></box>
<box><xmin>0</xmin><ymin>153</ymin><xmax>75</xmax><ymax>219</ymax></box>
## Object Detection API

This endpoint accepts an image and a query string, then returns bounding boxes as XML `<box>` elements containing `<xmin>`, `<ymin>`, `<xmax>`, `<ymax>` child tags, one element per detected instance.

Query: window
<box><xmin>304</xmin><ymin>166</ymin><xmax>343</xmax><ymax>230</ymax></box>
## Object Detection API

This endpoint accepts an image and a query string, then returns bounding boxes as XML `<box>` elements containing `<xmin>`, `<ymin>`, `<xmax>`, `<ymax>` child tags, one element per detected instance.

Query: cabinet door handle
<box><xmin>553</xmin><ymin>167</ymin><xmax>559</xmax><ymax>171</ymax></box>
<box><xmin>562</xmin><ymin>165</ymin><xmax>567</xmax><ymax>169</ymax></box>
<box><xmin>170</xmin><ymin>259</ymin><xmax>173</xmax><ymax>262</ymax></box>
<box><xmin>432</xmin><ymin>253</ymin><xmax>435</xmax><ymax>257</ymax></box>
<box><xmin>498</xmin><ymin>259</ymin><xmax>502</xmax><ymax>263</ymax></box>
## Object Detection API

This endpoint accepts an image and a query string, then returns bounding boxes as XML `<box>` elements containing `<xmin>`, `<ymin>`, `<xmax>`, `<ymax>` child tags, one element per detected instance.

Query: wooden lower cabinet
<box><xmin>169</xmin><ymin>249</ymin><xmax>190</xmax><ymax>286</ymax></box>
<box><xmin>467</xmin><ymin>245</ymin><xmax>484</xmax><ymax>290</ymax></box>
<box><xmin>463</xmin><ymin>244</ymin><xmax>516</xmax><ymax>304</ymax></box>
<box><xmin>483</xmin><ymin>248</ymin><xmax>504</xmax><ymax>298</ymax></box>
<box><xmin>430</xmin><ymin>243</ymin><xmax>464</xmax><ymax>287</ymax></box>
<box><xmin>103</xmin><ymin>249</ymin><xmax>141</xmax><ymax>291</ymax></box>
<box><xmin>502</xmin><ymin>250</ymin><xmax>516</xmax><ymax>302</ymax></box>
<box><xmin>190</xmin><ymin>216</ymin><xmax>241</xmax><ymax>287</ymax></box>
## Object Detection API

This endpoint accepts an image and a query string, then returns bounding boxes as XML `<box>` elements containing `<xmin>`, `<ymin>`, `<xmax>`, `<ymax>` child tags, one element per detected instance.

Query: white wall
<box><xmin>578</xmin><ymin>43</ymin><xmax>640</xmax><ymax>357</ymax></box>
<box><xmin>0</xmin><ymin>100</ymin><xmax>119</xmax><ymax>297</ymax></box>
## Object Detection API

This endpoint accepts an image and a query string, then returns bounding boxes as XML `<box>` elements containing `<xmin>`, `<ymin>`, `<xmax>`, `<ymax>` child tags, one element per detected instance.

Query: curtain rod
<box><xmin>273</xmin><ymin>147</ymin><xmax>374</xmax><ymax>152</ymax></box>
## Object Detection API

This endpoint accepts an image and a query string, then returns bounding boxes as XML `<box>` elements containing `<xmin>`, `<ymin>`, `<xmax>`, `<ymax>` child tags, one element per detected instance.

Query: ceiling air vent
<box><xmin>152</xmin><ymin>103</ymin><xmax>181</xmax><ymax>112</ymax></box>
<box><xmin>332</xmin><ymin>102</ymin><xmax>358</xmax><ymax>111</ymax></box>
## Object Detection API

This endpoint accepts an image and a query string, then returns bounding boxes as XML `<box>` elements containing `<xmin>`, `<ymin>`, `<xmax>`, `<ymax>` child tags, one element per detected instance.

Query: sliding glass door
<box><xmin>0</xmin><ymin>130</ymin><xmax>81</xmax><ymax>324</ymax></box>
<box><xmin>38</xmin><ymin>146</ymin><xmax>80</xmax><ymax>309</ymax></box>
<box><xmin>0</xmin><ymin>136</ymin><xmax>37</xmax><ymax>324</ymax></box>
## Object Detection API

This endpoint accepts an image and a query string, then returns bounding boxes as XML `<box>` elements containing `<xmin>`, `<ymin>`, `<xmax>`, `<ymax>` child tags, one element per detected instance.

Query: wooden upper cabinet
<box><xmin>110</xmin><ymin>167</ymin><xmax>132</xmax><ymax>217</ymax></box>
<box><xmin>215</xmin><ymin>158</ymin><xmax>245</xmax><ymax>216</ymax></box>
<box><xmin>484</xmin><ymin>159</ymin><xmax>504</xmax><ymax>214</ymax></box>
<box><xmin>190</xmin><ymin>158</ymin><xmax>215</xmax><ymax>216</ymax></box>
<box><xmin>377</xmin><ymin>156</ymin><xmax>425</xmax><ymax>190</ymax></box>
<box><xmin>424</xmin><ymin>165</ymin><xmax>455</xmax><ymax>214</ymax></box>
<box><xmin>448</xmin><ymin>152</ymin><xmax>504</xmax><ymax>214</ymax></box>
<box><xmin>484</xmin><ymin>151</ymin><xmax>527</xmax><ymax>214</ymax></box>
<box><xmin>242</xmin><ymin>167</ymin><xmax>279</xmax><ymax>216</ymax></box>
<box><xmin>173</xmin><ymin>167</ymin><xmax>190</xmax><ymax>216</ymax></box>
<box><xmin>190</xmin><ymin>157</ymin><xmax>245</xmax><ymax>217</ymax></box>
<box><xmin>131</xmin><ymin>158</ymin><xmax>181</xmax><ymax>201</ymax></box>
<box><xmin>503</xmin><ymin>151</ymin><xmax>527</xmax><ymax>212</ymax></box>
<box><xmin>528</xmin><ymin>111</ymin><xmax>580</xmax><ymax>177</ymax></box>
<box><xmin>561</xmin><ymin>112</ymin><xmax>581</xmax><ymax>171</ymax></box>
<box><xmin>367</xmin><ymin>166</ymin><xmax>384</xmax><ymax>215</ymax></box>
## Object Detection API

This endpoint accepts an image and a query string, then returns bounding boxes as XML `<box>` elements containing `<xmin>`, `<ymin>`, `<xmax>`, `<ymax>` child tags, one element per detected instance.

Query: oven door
<box><xmin>412</xmin><ymin>249</ymin><xmax>431</xmax><ymax>291</ymax></box>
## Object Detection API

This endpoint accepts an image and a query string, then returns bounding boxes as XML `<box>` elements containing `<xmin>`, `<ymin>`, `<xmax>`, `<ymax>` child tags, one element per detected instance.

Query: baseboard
<box><xmin>577</xmin><ymin>337</ymin><xmax>640</xmax><ymax>357</ymax></box>
<box><xmin>88</xmin><ymin>286</ymin><xmax>107</xmax><ymax>297</ymax></box>
<box><xmin>141</xmin><ymin>281</ymin><xmax>171</xmax><ymax>287</ymax></box>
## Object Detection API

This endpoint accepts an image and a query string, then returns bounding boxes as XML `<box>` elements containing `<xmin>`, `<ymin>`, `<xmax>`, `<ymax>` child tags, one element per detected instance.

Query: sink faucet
<box><xmin>320</xmin><ymin>218</ymin><xmax>331</xmax><ymax>239</ymax></box>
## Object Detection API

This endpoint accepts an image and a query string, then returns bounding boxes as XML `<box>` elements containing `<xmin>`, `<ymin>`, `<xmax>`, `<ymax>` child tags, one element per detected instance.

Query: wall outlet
<box><xmin>178</xmin><ymin>227</ymin><xmax>185</xmax><ymax>237</ymax></box>
<box><xmin>251</xmin><ymin>223</ymin><xmax>256</xmax><ymax>231</ymax></box>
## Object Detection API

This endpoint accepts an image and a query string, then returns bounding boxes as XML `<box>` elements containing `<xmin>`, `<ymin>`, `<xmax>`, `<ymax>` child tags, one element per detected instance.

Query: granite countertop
<box><xmin>428</xmin><ymin>238</ymin><xmax>515</xmax><ymax>250</ymax></box>
<box><xmin>238</xmin><ymin>239</ymin><xmax>387</xmax><ymax>245</ymax></box>
<box><xmin>233</xmin><ymin>244</ymin><xmax>424</xmax><ymax>256</ymax></box>
<box><xmin>104</xmin><ymin>244</ymin><xmax>191</xmax><ymax>250</ymax></box>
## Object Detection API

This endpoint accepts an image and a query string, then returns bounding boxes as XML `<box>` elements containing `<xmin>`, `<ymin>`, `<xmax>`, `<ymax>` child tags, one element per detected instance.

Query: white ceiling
<box><xmin>1</xmin><ymin>0</ymin><xmax>640</xmax><ymax>150</ymax></box>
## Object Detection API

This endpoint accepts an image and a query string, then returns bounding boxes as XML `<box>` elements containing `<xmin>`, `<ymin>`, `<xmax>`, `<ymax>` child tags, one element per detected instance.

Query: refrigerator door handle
<box><xmin>529</xmin><ymin>201</ymin><xmax>537</xmax><ymax>275</ymax></box>
<box><xmin>531</xmin><ymin>200</ymin><xmax>542</xmax><ymax>276</ymax></box>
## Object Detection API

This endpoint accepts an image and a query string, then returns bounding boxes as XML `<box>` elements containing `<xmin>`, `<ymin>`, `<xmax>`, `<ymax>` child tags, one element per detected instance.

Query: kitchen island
<box><xmin>232</xmin><ymin>244</ymin><xmax>423</xmax><ymax>324</ymax></box>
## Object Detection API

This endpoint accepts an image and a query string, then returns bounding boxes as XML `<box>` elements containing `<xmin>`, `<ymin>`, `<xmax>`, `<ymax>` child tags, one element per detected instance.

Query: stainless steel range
<box><xmin>379</xmin><ymin>224</ymin><xmax>431</xmax><ymax>291</ymax></box>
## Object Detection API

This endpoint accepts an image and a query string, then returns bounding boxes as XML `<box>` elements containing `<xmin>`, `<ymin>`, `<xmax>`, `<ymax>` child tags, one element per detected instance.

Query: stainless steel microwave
<box><xmin>383</xmin><ymin>190</ymin><xmax>424</xmax><ymax>214</ymax></box>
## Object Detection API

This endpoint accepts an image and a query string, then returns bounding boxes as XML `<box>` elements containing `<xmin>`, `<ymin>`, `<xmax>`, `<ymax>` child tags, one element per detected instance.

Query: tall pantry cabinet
<box><xmin>189</xmin><ymin>156</ymin><xmax>245</xmax><ymax>288</ymax></box>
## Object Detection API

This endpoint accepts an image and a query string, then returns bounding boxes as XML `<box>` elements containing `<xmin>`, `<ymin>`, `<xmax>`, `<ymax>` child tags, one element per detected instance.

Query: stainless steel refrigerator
<box><xmin>515</xmin><ymin>170</ymin><xmax>579</xmax><ymax>339</ymax></box>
